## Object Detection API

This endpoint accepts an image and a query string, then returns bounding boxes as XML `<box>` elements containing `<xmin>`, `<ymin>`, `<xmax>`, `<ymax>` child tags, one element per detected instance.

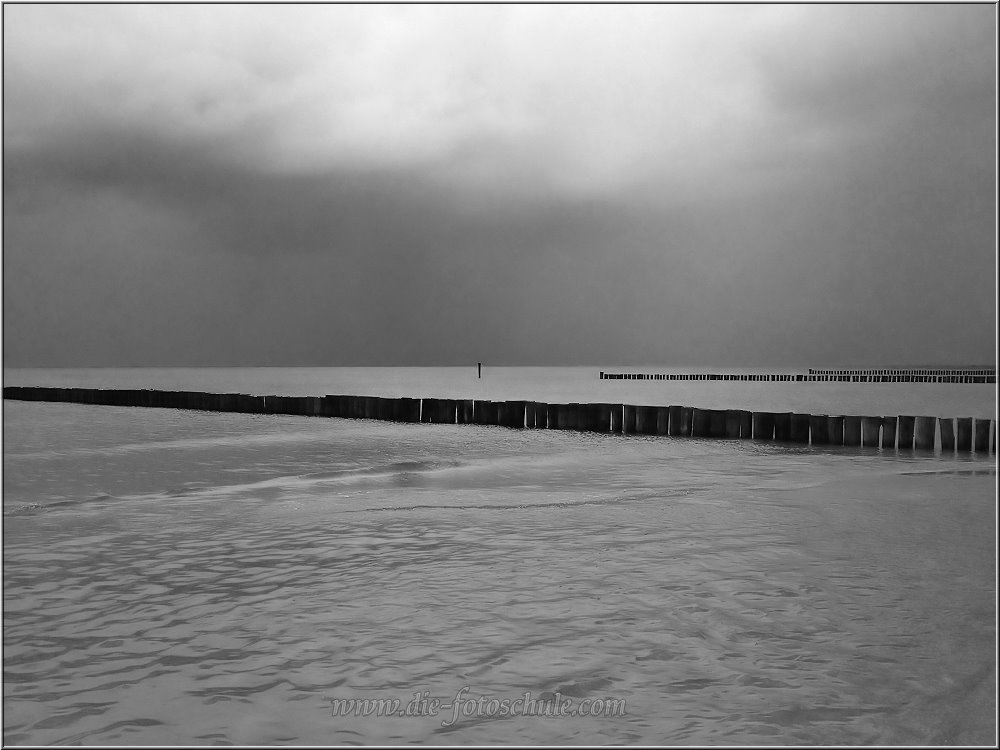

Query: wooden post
<box><xmin>457</xmin><ymin>399</ymin><xmax>474</xmax><ymax>424</ymax></box>
<box><xmin>440</xmin><ymin>399</ymin><xmax>459</xmax><ymax>424</ymax></box>
<box><xmin>844</xmin><ymin>416</ymin><xmax>862</xmax><ymax>446</ymax></box>
<box><xmin>738</xmin><ymin>410</ymin><xmax>752</xmax><ymax>438</ymax></box>
<box><xmin>384</xmin><ymin>397</ymin><xmax>400</xmax><ymax>420</ymax></box>
<box><xmin>897</xmin><ymin>416</ymin><xmax>915</xmax><ymax>450</ymax></box>
<box><xmin>421</xmin><ymin>397</ymin><xmax>437</xmax><ymax>423</ymax></box>
<box><xmin>478</xmin><ymin>362</ymin><xmax>481</xmax><ymax>379</ymax></box>
<box><xmin>656</xmin><ymin>406</ymin><xmax>670</xmax><ymax>435</ymax></box>
<box><xmin>599</xmin><ymin>403</ymin><xmax>619</xmax><ymax>433</ymax></box>
<box><xmin>791</xmin><ymin>413</ymin><xmax>810</xmax><ymax>444</ymax></box>
<box><xmin>773</xmin><ymin>412</ymin><xmax>792</xmax><ymax>441</ymax></box>
<box><xmin>692</xmin><ymin>408</ymin><xmax>712</xmax><ymax>437</ymax></box>
<box><xmin>709</xmin><ymin>409</ymin><xmax>727</xmax><ymax>438</ymax></box>
<box><xmin>956</xmin><ymin>417</ymin><xmax>973</xmax><ymax>453</ymax></box>
<box><xmin>500</xmin><ymin>400</ymin><xmax>524</xmax><ymax>428</ymax></box>
<box><xmin>752</xmin><ymin>412</ymin><xmax>774</xmax><ymax>440</ymax></box>
<box><xmin>402</xmin><ymin>397</ymin><xmax>421</xmax><ymax>422</ymax></box>
<box><xmin>264</xmin><ymin>395</ymin><xmax>280</xmax><ymax>414</ymax></box>
<box><xmin>974</xmin><ymin>418</ymin><xmax>990</xmax><ymax>452</ymax></box>
<box><xmin>725</xmin><ymin>410</ymin><xmax>741</xmax><ymax>438</ymax></box>
<box><xmin>546</xmin><ymin>403</ymin><xmax>559</xmax><ymax>429</ymax></box>
<box><xmin>914</xmin><ymin>416</ymin><xmax>936</xmax><ymax>451</ymax></box>
<box><xmin>881</xmin><ymin>416</ymin><xmax>896</xmax><ymax>449</ymax></box>
<box><xmin>610</xmin><ymin>404</ymin><xmax>623</xmax><ymax>433</ymax></box>
<box><xmin>827</xmin><ymin>416</ymin><xmax>844</xmax><ymax>446</ymax></box>
<box><xmin>353</xmin><ymin>396</ymin><xmax>367</xmax><ymax>419</ymax></box>
<box><xmin>810</xmin><ymin>415</ymin><xmax>829</xmax><ymax>445</ymax></box>
<box><xmin>322</xmin><ymin>395</ymin><xmax>340</xmax><ymax>417</ymax></box>
<box><xmin>496</xmin><ymin>400</ymin><xmax>510</xmax><ymax>427</ymax></box>
<box><xmin>325</xmin><ymin>395</ymin><xmax>343</xmax><ymax>418</ymax></box>
<box><xmin>563</xmin><ymin>403</ymin><xmax>582</xmax><ymax>431</ymax></box>
<box><xmin>350</xmin><ymin>396</ymin><xmax>364</xmax><ymax>419</ymax></box>
<box><xmin>348</xmin><ymin>396</ymin><xmax>362</xmax><ymax>419</ymax></box>
<box><xmin>342</xmin><ymin>395</ymin><xmax>356</xmax><ymax>418</ymax></box>
<box><xmin>633</xmin><ymin>405</ymin><xmax>649</xmax><ymax>434</ymax></box>
<box><xmin>861</xmin><ymin>416</ymin><xmax>882</xmax><ymax>447</ymax></box>
<box><xmin>667</xmin><ymin>406</ymin><xmax>684</xmax><ymax>436</ymax></box>
<box><xmin>938</xmin><ymin>417</ymin><xmax>955</xmax><ymax>453</ymax></box>
<box><xmin>636</xmin><ymin>406</ymin><xmax>658</xmax><ymax>435</ymax></box>
<box><xmin>474</xmin><ymin>400</ymin><xmax>496</xmax><ymax>425</ymax></box>
<box><xmin>623</xmin><ymin>404</ymin><xmax>637</xmax><ymax>434</ymax></box>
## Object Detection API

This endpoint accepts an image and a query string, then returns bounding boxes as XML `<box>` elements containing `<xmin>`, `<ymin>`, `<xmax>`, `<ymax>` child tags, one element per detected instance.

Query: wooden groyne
<box><xmin>809</xmin><ymin>368</ymin><xmax>995</xmax><ymax>377</ymax></box>
<box><xmin>600</xmin><ymin>369</ymin><xmax>996</xmax><ymax>383</ymax></box>
<box><xmin>4</xmin><ymin>386</ymin><xmax>995</xmax><ymax>456</ymax></box>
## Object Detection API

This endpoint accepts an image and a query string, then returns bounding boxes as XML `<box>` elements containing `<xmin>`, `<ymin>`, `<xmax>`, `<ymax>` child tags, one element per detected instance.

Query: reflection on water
<box><xmin>3</xmin><ymin>400</ymin><xmax>996</xmax><ymax>745</ymax></box>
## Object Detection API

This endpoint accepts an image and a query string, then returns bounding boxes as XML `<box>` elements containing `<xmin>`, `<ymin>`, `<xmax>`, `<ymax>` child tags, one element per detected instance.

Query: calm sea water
<box><xmin>3</xmin><ymin>367</ymin><xmax>996</xmax><ymax>744</ymax></box>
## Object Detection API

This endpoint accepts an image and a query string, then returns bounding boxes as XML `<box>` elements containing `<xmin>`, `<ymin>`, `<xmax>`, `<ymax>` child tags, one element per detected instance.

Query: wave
<box><xmin>6</xmin><ymin>427</ymin><xmax>344</xmax><ymax>460</ymax></box>
<box><xmin>3</xmin><ymin>459</ymin><xmax>473</xmax><ymax>515</ymax></box>
<box><xmin>3</xmin><ymin>494</ymin><xmax>116</xmax><ymax>516</ymax></box>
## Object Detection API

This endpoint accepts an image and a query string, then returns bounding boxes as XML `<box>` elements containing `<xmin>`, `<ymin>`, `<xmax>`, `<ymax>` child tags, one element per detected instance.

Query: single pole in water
<box><xmin>478</xmin><ymin>362</ymin><xmax>482</xmax><ymax>379</ymax></box>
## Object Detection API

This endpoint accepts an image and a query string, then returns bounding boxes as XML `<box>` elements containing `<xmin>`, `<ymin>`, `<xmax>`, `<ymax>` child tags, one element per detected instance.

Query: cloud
<box><xmin>3</xmin><ymin>3</ymin><xmax>995</xmax><ymax>366</ymax></box>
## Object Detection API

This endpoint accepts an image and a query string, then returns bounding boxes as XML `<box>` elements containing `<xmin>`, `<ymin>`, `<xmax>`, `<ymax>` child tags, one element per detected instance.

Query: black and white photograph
<box><xmin>2</xmin><ymin>1</ymin><xmax>996</xmax><ymax>745</ymax></box>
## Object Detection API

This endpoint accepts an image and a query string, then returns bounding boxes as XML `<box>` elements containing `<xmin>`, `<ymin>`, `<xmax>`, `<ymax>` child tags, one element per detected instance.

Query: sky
<box><xmin>2</xmin><ymin>3</ymin><xmax>996</xmax><ymax>367</ymax></box>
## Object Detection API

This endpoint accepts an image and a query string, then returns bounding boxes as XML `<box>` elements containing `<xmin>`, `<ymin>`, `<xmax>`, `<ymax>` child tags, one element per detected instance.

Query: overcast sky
<box><xmin>3</xmin><ymin>3</ymin><xmax>995</xmax><ymax>367</ymax></box>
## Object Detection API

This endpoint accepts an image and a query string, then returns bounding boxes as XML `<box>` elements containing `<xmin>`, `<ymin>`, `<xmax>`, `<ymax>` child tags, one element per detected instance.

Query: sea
<box><xmin>2</xmin><ymin>366</ymin><xmax>996</xmax><ymax>745</ymax></box>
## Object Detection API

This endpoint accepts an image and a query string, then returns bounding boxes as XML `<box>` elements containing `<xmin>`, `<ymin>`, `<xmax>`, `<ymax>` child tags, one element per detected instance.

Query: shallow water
<box><xmin>2</xmin><ymin>370</ymin><xmax>997</xmax><ymax>745</ymax></box>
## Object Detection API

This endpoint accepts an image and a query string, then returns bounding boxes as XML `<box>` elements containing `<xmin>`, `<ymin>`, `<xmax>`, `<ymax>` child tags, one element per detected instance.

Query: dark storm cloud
<box><xmin>3</xmin><ymin>4</ymin><xmax>995</xmax><ymax>366</ymax></box>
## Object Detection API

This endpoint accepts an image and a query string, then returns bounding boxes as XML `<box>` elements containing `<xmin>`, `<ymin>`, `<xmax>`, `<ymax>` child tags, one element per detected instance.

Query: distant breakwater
<box><xmin>3</xmin><ymin>386</ymin><xmax>995</xmax><ymax>456</ymax></box>
<box><xmin>600</xmin><ymin>369</ymin><xmax>996</xmax><ymax>383</ymax></box>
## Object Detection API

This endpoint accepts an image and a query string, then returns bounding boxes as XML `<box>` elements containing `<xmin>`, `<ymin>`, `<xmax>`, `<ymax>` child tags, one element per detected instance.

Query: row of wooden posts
<box><xmin>3</xmin><ymin>386</ymin><xmax>995</xmax><ymax>455</ymax></box>
<box><xmin>809</xmin><ymin>368</ymin><xmax>994</xmax><ymax>377</ymax></box>
<box><xmin>599</xmin><ymin>372</ymin><xmax>996</xmax><ymax>383</ymax></box>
